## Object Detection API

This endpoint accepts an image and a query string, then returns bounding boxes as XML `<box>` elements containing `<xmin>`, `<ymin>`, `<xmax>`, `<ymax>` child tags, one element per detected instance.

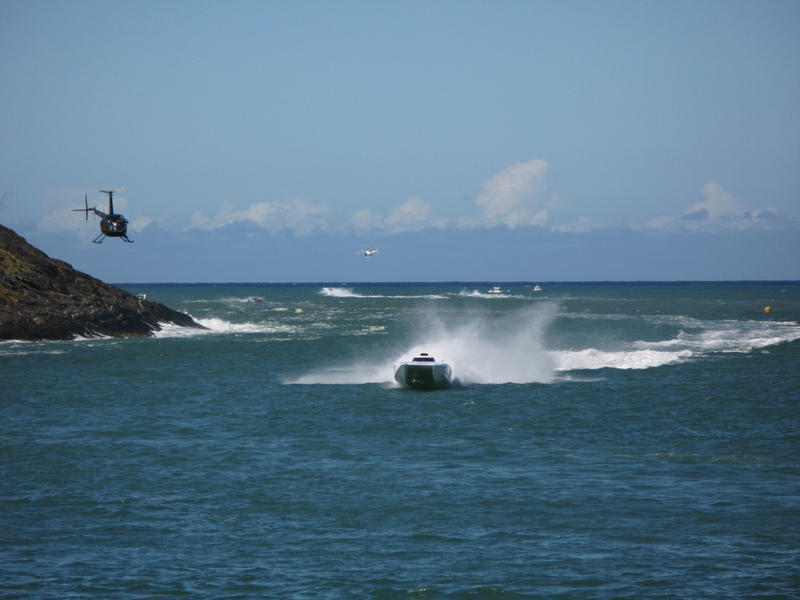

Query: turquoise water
<box><xmin>2</xmin><ymin>282</ymin><xmax>799</xmax><ymax>598</ymax></box>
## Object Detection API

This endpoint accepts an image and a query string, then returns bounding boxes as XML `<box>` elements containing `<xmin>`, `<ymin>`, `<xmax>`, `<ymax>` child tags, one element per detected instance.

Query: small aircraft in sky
<box><xmin>74</xmin><ymin>188</ymin><xmax>133</xmax><ymax>243</ymax></box>
<box><xmin>357</xmin><ymin>248</ymin><xmax>378</xmax><ymax>257</ymax></box>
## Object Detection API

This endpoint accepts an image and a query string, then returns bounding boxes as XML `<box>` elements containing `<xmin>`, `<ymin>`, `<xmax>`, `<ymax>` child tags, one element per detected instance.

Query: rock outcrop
<box><xmin>0</xmin><ymin>224</ymin><xmax>205</xmax><ymax>341</ymax></box>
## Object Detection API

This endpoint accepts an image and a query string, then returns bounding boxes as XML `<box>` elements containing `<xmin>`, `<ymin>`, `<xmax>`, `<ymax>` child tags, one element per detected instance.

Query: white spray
<box><xmin>289</xmin><ymin>302</ymin><xmax>559</xmax><ymax>385</ymax></box>
<box><xmin>400</xmin><ymin>303</ymin><xmax>558</xmax><ymax>384</ymax></box>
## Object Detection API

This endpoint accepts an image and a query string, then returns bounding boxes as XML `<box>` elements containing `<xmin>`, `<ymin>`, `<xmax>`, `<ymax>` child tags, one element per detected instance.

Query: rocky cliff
<box><xmin>0</xmin><ymin>224</ymin><xmax>204</xmax><ymax>341</ymax></box>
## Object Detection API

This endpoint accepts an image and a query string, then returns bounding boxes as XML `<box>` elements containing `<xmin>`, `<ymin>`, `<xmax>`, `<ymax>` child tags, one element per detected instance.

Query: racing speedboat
<box><xmin>394</xmin><ymin>353</ymin><xmax>452</xmax><ymax>390</ymax></box>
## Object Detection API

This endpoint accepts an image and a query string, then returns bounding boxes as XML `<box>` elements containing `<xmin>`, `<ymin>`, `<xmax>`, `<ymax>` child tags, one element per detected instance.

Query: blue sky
<box><xmin>1</xmin><ymin>0</ymin><xmax>798</xmax><ymax>282</ymax></box>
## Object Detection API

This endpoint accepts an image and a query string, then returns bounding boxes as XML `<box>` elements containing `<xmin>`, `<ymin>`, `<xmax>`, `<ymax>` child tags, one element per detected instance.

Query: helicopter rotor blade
<box><xmin>72</xmin><ymin>193</ymin><xmax>90</xmax><ymax>220</ymax></box>
<box><xmin>97</xmin><ymin>187</ymin><xmax>122</xmax><ymax>214</ymax></box>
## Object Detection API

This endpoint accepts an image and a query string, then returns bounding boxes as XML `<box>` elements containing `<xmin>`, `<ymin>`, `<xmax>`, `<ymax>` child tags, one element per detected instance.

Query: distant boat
<box><xmin>533</xmin><ymin>285</ymin><xmax>542</xmax><ymax>292</ymax></box>
<box><xmin>487</xmin><ymin>286</ymin><xmax>504</xmax><ymax>294</ymax></box>
<box><xmin>394</xmin><ymin>353</ymin><xmax>452</xmax><ymax>390</ymax></box>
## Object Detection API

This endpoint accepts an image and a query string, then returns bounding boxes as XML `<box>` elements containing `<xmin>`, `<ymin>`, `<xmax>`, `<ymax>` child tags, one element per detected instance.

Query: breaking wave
<box><xmin>152</xmin><ymin>317</ymin><xmax>297</xmax><ymax>338</ymax></box>
<box><xmin>457</xmin><ymin>288</ymin><xmax>530</xmax><ymax>300</ymax></box>
<box><xmin>320</xmin><ymin>287</ymin><xmax>362</xmax><ymax>298</ymax></box>
<box><xmin>320</xmin><ymin>287</ymin><xmax>447</xmax><ymax>300</ymax></box>
<box><xmin>552</xmin><ymin>348</ymin><xmax>692</xmax><ymax>371</ymax></box>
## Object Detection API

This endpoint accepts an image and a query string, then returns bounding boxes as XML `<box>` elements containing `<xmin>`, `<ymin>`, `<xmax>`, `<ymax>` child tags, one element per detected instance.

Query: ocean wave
<box><xmin>0</xmin><ymin>342</ymin><xmax>69</xmax><ymax>356</ymax></box>
<box><xmin>288</xmin><ymin>307</ymin><xmax>800</xmax><ymax>384</ymax></box>
<box><xmin>457</xmin><ymin>289</ymin><xmax>530</xmax><ymax>300</ymax></box>
<box><xmin>636</xmin><ymin>319</ymin><xmax>800</xmax><ymax>354</ymax></box>
<box><xmin>353</xmin><ymin>325</ymin><xmax>388</xmax><ymax>336</ymax></box>
<box><xmin>551</xmin><ymin>318</ymin><xmax>800</xmax><ymax>371</ymax></box>
<box><xmin>320</xmin><ymin>287</ymin><xmax>447</xmax><ymax>300</ymax></box>
<box><xmin>552</xmin><ymin>348</ymin><xmax>692</xmax><ymax>371</ymax></box>
<box><xmin>272</xmin><ymin>307</ymin><xmax>305</xmax><ymax>313</ymax></box>
<box><xmin>320</xmin><ymin>287</ymin><xmax>363</xmax><ymax>298</ymax></box>
<box><xmin>152</xmin><ymin>317</ymin><xmax>297</xmax><ymax>338</ymax></box>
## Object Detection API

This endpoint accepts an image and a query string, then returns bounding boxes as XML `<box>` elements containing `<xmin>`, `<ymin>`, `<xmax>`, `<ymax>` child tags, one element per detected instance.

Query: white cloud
<box><xmin>642</xmin><ymin>215</ymin><xmax>675</xmax><ymax>230</ymax></box>
<box><xmin>552</xmin><ymin>217</ymin><xmax>597</xmax><ymax>234</ymax></box>
<box><xmin>130</xmin><ymin>216</ymin><xmax>154</xmax><ymax>232</ymax></box>
<box><xmin>384</xmin><ymin>197</ymin><xmax>432</xmax><ymax>233</ymax></box>
<box><xmin>39</xmin><ymin>207</ymin><xmax>88</xmax><ymax>235</ymax></box>
<box><xmin>473</xmin><ymin>159</ymin><xmax>551</xmax><ymax>228</ymax></box>
<box><xmin>190</xmin><ymin>198</ymin><xmax>330</xmax><ymax>235</ymax></box>
<box><xmin>351</xmin><ymin>197</ymin><xmax>450</xmax><ymax>233</ymax></box>
<box><xmin>683</xmin><ymin>180</ymin><xmax>743</xmax><ymax>220</ymax></box>
<box><xmin>351</xmin><ymin>209</ymin><xmax>380</xmax><ymax>231</ymax></box>
<box><xmin>188</xmin><ymin>159</ymin><xmax>554</xmax><ymax>237</ymax></box>
<box><xmin>642</xmin><ymin>180</ymin><xmax>793</xmax><ymax>233</ymax></box>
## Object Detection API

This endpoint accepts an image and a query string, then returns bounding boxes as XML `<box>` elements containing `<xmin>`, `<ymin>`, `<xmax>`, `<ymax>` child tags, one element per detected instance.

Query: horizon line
<box><xmin>111</xmin><ymin>279</ymin><xmax>800</xmax><ymax>286</ymax></box>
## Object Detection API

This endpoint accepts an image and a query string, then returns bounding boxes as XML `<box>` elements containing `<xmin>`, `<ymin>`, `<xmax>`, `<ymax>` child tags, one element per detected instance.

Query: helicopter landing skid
<box><xmin>93</xmin><ymin>234</ymin><xmax>134</xmax><ymax>244</ymax></box>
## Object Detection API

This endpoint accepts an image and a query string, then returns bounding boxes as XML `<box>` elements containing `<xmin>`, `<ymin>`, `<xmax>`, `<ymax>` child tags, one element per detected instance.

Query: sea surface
<box><xmin>2</xmin><ymin>282</ymin><xmax>799</xmax><ymax>599</ymax></box>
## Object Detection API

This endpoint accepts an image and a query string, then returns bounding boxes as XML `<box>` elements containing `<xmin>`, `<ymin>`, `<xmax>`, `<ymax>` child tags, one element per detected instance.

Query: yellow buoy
<box><xmin>764</xmin><ymin>306</ymin><xmax>771</xmax><ymax>313</ymax></box>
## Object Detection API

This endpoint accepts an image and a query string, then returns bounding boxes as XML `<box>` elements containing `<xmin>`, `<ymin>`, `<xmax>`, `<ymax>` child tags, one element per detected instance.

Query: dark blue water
<box><xmin>2</xmin><ymin>282</ymin><xmax>799</xmax><ymax>598</ymax></box>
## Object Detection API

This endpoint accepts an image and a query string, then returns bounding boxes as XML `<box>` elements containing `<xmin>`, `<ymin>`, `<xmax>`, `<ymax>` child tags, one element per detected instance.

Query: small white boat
<box><xmin>487</xmin><ymin>286</ymin><xmax>504</xmax><ymax>294</ymax></box>
<box><xmin>394</xmin><ymin>353</ymin><xmax>452</xmax><ymax>390</ymax></box>
<box><xmin>533</xmin><ymin>285</ymin><xmax>542</xmax><ymax>292</ymax></box>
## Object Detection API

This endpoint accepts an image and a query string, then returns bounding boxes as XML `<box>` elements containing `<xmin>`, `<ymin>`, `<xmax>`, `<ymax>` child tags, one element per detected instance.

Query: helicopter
<box><xmin>356</xmin><ymin>248</ymin><xmax>378</xmax><ymax>257</ymax></box>
<box><xmin>74</xmin><ymin>187</ymin><xmax>133</xmax><ymax>243</ymax></box>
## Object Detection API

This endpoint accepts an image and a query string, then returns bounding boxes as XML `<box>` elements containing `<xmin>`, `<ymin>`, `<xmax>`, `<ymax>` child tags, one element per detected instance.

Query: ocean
<box><xmin>2</xmin><ymin>281</ymin><xmax>799</xmax><ymax>599</ymax></box>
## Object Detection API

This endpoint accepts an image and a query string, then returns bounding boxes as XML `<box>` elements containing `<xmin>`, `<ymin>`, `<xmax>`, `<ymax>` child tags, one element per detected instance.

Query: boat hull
<box><xmin>394</xmin><ymin>362</ymin><xmax>452</xmax><ymax>390</ymax></box>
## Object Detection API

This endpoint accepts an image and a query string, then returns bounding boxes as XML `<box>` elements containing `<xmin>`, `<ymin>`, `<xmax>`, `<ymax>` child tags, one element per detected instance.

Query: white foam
<box><xmin>457</xmin><ymin>288</ymin><xmax>530</xmax><ymax>300</ymax></box>
<box><xmin>320</xmin><ymin>286</ymin><xmax>447</xmax><ymax>300</ymax></box>
<box><xmin>639</xmin><ymin>319</ymin><xmax>800</xmax><ymax>354</ymax></box>
<box><xmin>458</xmin><ymin>289</ymin><xmax>512</xmax><ymax>299</ymax></box>
<box><xmin>552</xmin><ymin>348</ymin><xmax>692</xmax><ymax>371</ymax></box>
<box><xmin>353</xmin><ymin>325</ymin><xmax>388</xmax><ymax>336</ymax></box>
<box><xmin>291</xmin><ymin>303</ymin><xmax>560</xmax><ymax>385</ymax></box>
<box><xmin>289</xmin><ymin>306</ymin><xmax>800</xmax><ymax>385</ymax></box>
<box><xmin>320</xmin><ymin>287</ymin><xmax>362</xmax><ymax>298</ymax></box>
<box><xmin>151</xmin><ymin>317</ymin><xmax>297</xmax><ymax>338</ymax></box>
<box><xmin>552</xmin><ymin>318</ymin><xmax>800</xmax><ymax>371</ymax></box>
<box><xmin>71</xmin><ymin>332</ymin><xmax>113</xmax><ymax>341</ymax></box>
<box><xmin>0</xmin><ymin>344</ymin><xmax>68</xmax><ymax>356</ymax></box>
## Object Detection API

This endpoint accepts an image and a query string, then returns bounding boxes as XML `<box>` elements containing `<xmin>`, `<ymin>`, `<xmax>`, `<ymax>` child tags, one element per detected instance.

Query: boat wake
<box><xmin>320</xmin><ymin>287</ymin><xmax>447</xmax><ymax>300</ymax></box>
<box><xmin>457</xmin><ymin>288</ymin><xmax>521</xmax><ymax>299</ymax></box>
<box><xmin>289</xmin><ymin>303</ymin><xmax>560</xmax><ymax>385</ymax></box>
<box><xmin>288</xmin><ymin>305</ymin><xmax>800</xmax><ymax>385</ymax></box>
<box><xmin>552</xmin><ymin>348</ymin><xmax>692</xmax><ymax>371</ymax></box>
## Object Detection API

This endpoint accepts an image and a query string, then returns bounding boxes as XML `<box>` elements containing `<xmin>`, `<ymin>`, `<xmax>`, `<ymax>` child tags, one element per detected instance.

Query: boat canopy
<box><xmin>412</xmin><ymin>354</ymin><xmax>436</xmax><ymax>362</ymax></box>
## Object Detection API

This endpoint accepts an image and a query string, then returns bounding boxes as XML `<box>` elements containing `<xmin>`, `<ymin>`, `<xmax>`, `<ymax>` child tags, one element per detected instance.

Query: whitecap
<box><xmin>320</xmin><ymin>286</ymin><xmax>447</xmax><ymax>300</ymax></box>
<box><xmin>456</xmin><ymin>289</ymin><xmax>530</xmax><ymax>300</ymax></box>
<box><xmin>151</xmin><ymin>317</ymin><xmax>297</xmax><ymax>338</ymax></box>
<box><xmin>635</xmin><ymin>319</ymin><xmax>800</xmax><ymax>355</ymax></box>
<box><xmin>320</xmin><ymin>287</ymin><xmax>362</xmax><ymax>298</ymax></box>
<box><xmin>552</xmin><ymin>348</ymin><xmax>692</xmax><ymax>371</ymax></box>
